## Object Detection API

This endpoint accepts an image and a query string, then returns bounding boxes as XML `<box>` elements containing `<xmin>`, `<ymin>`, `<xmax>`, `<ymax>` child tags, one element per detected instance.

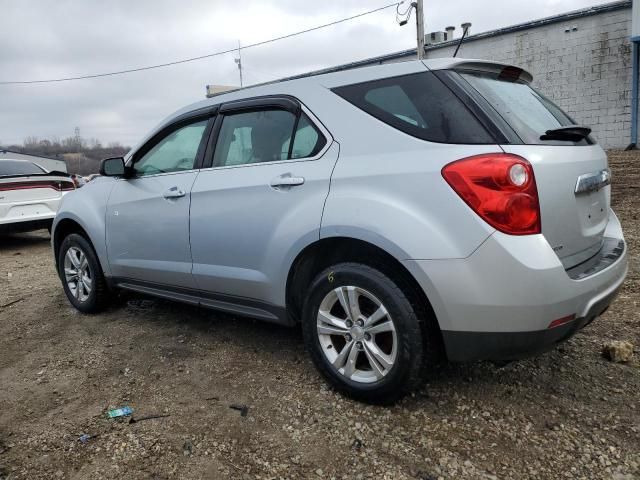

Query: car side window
<box><xmin>290</xmin><ymin>113</ymin><xmax>325</xmax><ymax>159</ymax></box>
<box><xmin>364</xmin><ymin>84</ymin><xmax>427</xmax><ymax>128</ymax></box>
<box><xmin>212</xmin><ymin>109</ymin><xmax>326</xmax><ymax>167</ymax></box>
<box><xmin>213</xmin><ymin>109</ymin><xmax>295</xmax><ymax>167</ymax></box>
<box><xmin>332</xmin><ymin>71</ymin><xmax>494</xmax><ymax>144</ymax></box>
<box><xmin>134</xmin><ymin>120</ymin><xmax>208</xmax><ymax>176</ymax></box>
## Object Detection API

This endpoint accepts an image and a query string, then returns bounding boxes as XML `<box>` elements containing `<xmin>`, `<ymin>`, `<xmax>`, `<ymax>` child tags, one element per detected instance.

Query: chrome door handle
<box><xmin>270</xmin><ymin>175</ymin><xmax>305</xmax><ymax>188</ymax></box>
<box><xmin>163</xmin><ymin>186</ymin><xmax>186</xmax><ymax>199</ymax></box>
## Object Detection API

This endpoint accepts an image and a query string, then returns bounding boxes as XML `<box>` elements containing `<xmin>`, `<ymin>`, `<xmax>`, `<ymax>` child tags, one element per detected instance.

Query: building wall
<box><xmin>0</xmin><ymin>151</ymin><xmax>67</xmax><ymax>173</ymax></box>
<box><xmin>385</xmin><ymin>6</ymin><xmax>633</xmax><ymax>149</ymax></box>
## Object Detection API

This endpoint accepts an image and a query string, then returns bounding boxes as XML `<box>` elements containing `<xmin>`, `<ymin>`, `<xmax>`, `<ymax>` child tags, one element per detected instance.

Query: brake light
<box><xmin>441</xmin><ymin>153</ymin><xmax>541</xmax><ymax>235</ymax></box>
<box><xmin>60</xmin><ymin>180</ymin><xmax>76</xmax><ymax>191</ymax></box>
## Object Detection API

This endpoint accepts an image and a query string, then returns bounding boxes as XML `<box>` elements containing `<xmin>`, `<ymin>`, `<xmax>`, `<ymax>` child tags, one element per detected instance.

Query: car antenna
<box><xmin>453</xmin><ymin>22</ymin><xmax>471</xmax><ymax>58</ymax></box>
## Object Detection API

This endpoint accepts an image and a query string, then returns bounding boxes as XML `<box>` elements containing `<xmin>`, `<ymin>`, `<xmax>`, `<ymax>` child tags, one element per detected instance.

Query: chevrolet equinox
<box><xmin>52</xmin><ymin>59</ymin><xmax>628</xmax><ymax>403</ymax></box>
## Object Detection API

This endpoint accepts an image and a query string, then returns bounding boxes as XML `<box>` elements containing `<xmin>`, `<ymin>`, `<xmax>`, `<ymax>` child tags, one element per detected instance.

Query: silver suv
<box><xmin>53</xmin><ymin>59</ymin><xmax>628</xmax><ymax>403</ymax></box>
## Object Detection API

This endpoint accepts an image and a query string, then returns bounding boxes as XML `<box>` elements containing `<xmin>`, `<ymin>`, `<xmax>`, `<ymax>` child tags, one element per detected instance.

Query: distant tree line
<box><xmin>1</xmin><ymin>131</ymin><xmax>130</xmax><ymax>175</ymax></box>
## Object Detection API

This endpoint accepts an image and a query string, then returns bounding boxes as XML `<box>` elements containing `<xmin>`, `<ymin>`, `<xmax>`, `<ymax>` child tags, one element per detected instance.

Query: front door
<box><xmin>106</xmin><ymin>117</ymin><xmax>211</xmax><ymax>288</ymax></box>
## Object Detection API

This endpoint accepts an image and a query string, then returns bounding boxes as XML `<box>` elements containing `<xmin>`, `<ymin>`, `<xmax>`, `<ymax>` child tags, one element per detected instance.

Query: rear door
<box><xmin>106</xmin><ymin>113</ymin><xmax>213</xmax><ymax>287</ymax></box>
<box><xmin>189</xmin><ymin>96</ymin><xmax>337</xmax><ymax>306</ymax></box>
<box><xmin>456</xmin><ymin>70</ymin><xmax>610</xmax><ymax>268</ymax></box>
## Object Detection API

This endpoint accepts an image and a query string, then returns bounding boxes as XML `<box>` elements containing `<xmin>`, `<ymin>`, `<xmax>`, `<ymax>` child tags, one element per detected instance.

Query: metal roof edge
<box><xmin>425</xmin><ymin>0</ymin><xmax>632</xmax><ymax>52</ymax></box>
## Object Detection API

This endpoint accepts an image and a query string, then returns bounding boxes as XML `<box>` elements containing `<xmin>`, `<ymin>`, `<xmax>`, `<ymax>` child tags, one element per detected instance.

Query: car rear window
<box><xmin>459</xmin><ymin>71</ymin><xmax>592</xmax><ymax>145</ymax></box>
<box><xmin>332</xmin><ymin>71</ymin><xmax>494</xmax><ymax>144</ymax></box>
<box><xmin>0</xmin><ymin>160</ymin><xmax>46</xmax><ymax>176</ymax></box>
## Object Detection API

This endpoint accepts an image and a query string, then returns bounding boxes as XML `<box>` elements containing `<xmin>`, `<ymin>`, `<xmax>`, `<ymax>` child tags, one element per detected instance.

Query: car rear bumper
<box><xmin>0</xmin><ymin>198</ymin><xmax>60</xmax><ymax>226</ymax></box>
<box><xmin>440</xmin><ymin>277</ymin><xmax>621</xmax><ymax>361</ymax></box>
<box><xmin>403</xmin><ymin>209</ymin><xmax>628</xmax><ymax>362</ymax></box>
<box><xmin>0</xmin><ymin>218</ymin><xmax>54</xmax><ymax>233</ymax></box>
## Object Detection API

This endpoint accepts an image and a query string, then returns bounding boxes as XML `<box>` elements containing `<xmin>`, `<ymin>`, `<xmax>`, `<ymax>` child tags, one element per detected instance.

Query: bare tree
<box><xmin>5</xmin><ymin>131</ymin><xmax>130</xmax><ymax>175</ymax></box>
<box><xmin>23</xmin><ymin>136</ymin><xmax>40</xmax><ymax>149</ymax></box>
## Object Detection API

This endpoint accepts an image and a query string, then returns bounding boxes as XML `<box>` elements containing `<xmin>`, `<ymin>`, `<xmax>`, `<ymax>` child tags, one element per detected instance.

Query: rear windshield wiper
<box><xmin>540</xmin><ymin>125</ymin><xmax>591</xmax><ymax>142</ymax></box>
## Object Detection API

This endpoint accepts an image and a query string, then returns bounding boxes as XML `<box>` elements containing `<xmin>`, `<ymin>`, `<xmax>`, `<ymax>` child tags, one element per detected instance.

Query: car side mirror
<box><xmin>99</xmin><ymin>157</ymin><xmax>126</xmax><ymax>177</ymax></box>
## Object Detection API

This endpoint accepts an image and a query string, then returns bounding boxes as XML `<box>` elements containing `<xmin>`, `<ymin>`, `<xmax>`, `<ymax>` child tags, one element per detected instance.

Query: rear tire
<box><xmin>302</xmin><ymin>262</ymin><xmax>428</xmax><ymax>404</ymax></box>
<box><xmin>58</xmin><ymin>233</ymin><xmax>110</xmax><ymax>313</ymax></box>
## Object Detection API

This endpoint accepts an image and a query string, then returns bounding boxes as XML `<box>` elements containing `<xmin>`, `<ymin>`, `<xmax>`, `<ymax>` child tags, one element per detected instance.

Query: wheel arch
<box><xmin>53</xmin><ymin>217</ymin><xmax>98</xmax><ymax>270</ymax></box>
<box><xmin>285</xmin><ymin>236</ymin><xmax>444</xmax><ymax>354</ymax></box>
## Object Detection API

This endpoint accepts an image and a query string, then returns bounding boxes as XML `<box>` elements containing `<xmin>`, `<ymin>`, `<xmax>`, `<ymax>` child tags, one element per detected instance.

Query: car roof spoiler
<box><xmin>423</xmin><ymin>58</ymin><xmax>533</xmax><ymax>84</ymax></box>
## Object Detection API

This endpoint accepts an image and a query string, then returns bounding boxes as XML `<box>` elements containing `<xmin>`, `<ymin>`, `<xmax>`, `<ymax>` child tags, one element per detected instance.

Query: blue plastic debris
<box><xmin>107</xmin><ymin>406</ymin><xmax>134</xmax><ymax>418</ymax></box>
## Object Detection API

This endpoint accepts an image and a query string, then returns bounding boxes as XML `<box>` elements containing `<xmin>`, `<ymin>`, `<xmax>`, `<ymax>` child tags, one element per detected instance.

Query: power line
<box><xmin>0</xmin><ymin>2</ymin><xmax>400</xmax><ymax>85</ymax></box>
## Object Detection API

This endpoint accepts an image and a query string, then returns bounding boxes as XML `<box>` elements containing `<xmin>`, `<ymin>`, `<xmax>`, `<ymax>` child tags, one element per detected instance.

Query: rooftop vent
<box><xmin>445</xmin><ymin>26</ymin><xmax>455</xmax><ymax>40</ymax></box>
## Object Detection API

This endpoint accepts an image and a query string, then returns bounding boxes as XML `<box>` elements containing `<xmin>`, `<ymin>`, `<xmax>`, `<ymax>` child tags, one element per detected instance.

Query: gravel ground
<box><xmin>0</xmin><ymin>151</ymin><xmax>638</xmax><ymax>480</ymax></box>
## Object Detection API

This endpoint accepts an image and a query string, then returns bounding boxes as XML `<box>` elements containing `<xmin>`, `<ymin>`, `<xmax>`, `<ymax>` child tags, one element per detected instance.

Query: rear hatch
<box><xmin>456</xmin><ymin>69</ymin><xmax>610</xmax><ymax>269</ymax></box>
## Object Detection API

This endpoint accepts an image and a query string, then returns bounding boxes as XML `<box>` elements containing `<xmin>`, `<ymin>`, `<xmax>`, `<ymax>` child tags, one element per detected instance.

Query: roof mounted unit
<box><xmin>206</xmin><ymin>84</ymin><xmax>238</xmax><ymax>98</ymax></box>
<box><xmin>425</xmin><ymin>31</ymin><xmax>447</xmax><ymax>45</ymax></box>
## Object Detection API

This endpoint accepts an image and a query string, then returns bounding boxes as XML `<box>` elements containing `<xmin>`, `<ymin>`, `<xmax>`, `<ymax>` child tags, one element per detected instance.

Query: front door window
<box><xmin>134</xmin><ymin>120</ymin><xmax>208</xmax><ymax>176</ymax></box>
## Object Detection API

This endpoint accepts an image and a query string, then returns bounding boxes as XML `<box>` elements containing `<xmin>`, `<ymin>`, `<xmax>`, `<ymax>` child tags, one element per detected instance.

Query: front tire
<box><xmin>58</xmin><ymin>233</ymin><xmax>110</xmax><ymax>313</ymax></box>
<box><xmin>302</xmin><ymin>263</ymin><xmax>428</xmax><ymax>404</ymax></box>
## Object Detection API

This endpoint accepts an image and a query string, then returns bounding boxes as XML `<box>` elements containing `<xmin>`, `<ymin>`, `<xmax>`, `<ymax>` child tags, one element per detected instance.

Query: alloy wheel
<box><xmin>316</xmin><ymin>286</ymin><xmax>397</xmax><ymax>384</ymax></box>
<box><xmin>63</xmin><ymin>246</ymin><xmax>93</xmax><ymax>302</ymax></box>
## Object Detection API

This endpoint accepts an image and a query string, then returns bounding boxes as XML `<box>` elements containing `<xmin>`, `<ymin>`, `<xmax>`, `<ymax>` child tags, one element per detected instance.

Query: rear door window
<box><xmin>459</xmin><ymin>71</ymin><xmax>591</xmax><ymax>145</ymax></box>
<box><xmin>290</xmin><ymin>113</ymin><xmax>325</xmax><ymax>159</ymax></box>
<box><xmin>213</xmin><ymin>110</ymin><xmax>326</xmax><ymax>167</ymax></box>
<box><xmin>332</xmin><ymin>71</ymin><xmax>494</xmax><ymax>144</ymax></box>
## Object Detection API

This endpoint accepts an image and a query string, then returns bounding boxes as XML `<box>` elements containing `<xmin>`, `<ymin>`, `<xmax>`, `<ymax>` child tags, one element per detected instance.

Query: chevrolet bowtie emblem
<box><xmin>575</xmin><ymin>168</ymin><xmax>611</xmax><ymax>195</ymax></box>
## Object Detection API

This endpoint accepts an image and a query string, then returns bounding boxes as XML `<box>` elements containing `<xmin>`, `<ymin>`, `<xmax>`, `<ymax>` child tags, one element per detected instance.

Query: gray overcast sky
<box><xmin>0</xmin><ymin>0</ymin><xmax>609</xmax><ymax>146</ymax></box>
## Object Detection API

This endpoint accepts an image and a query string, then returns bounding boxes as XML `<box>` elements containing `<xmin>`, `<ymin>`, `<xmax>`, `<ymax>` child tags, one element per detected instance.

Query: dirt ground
<box><xmin>0</xmin><ymin>151</ymin><xmax>638</xmax><ymax>480</ymax></box>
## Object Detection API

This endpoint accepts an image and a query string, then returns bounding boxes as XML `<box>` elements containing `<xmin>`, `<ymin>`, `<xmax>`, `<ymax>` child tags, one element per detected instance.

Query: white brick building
<box><xmin>422</xmin><ymin>1</ymin><xmax>632</xmax><ymax>149</ymax></box>
<box><xmin>290</xmin><ymin>1</ymin><xmax>634</xmax><ymax>149</ymax></box>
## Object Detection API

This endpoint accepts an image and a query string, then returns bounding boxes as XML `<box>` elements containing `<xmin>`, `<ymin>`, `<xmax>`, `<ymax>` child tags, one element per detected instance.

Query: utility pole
<box><xmin>234</xmin><ymin>40</ymin><xmax>243</xmax><ymax>88</ymax></box>
<box><xmin>415</xmin><ymin>0</ymin><xmax>425</xmax><ymax>60</ymax></box>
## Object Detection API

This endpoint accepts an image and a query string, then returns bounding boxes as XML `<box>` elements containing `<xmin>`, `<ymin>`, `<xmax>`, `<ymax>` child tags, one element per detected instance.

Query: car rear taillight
<box><xmin>0</xmin><ymin>180</ymin><xmax>75</xmax><ymax>192</ymax></box>
<box><xmin>59</xmin><ymin>180</ymin><xmax>75</xmax><ymax>191</ymax></box>
<box><xmin>441</xmin><ymin>153</ymin><xmax>541</xmax><ymax>235</ymax></box>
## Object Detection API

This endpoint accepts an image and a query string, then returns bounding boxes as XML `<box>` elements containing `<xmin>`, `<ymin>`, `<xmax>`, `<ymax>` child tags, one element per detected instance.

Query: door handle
<box><xmin>163</xmin><ymin>186</ymin><xmax>186</xmax><ymax>199</ymax></box>
<box><xmin>270</xmin><ymin>175</ymin><xmax>305</xmax><ymax>188</ymax></box>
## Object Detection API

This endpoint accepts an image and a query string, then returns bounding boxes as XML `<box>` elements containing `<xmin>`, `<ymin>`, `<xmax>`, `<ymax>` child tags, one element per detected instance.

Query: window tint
<box><xmin>0</xmin><ymin>160</ymin><xmax>46</xmax><ymax>176</ymax></box>
<box><xmin>332</xmin><ymin>71</ymin><xmax>493</xmax><ymax>144</ymax></box>
<box><xmin>134</xmin><ymin>120</ymin><xmax>208</xmax><ymax>176</ymax></box>
<box><xmin>460</xmin><ymin>72</ymin><xmax>589</xmax><ymax>145</ymax></box>
<box><xmin>365</xmin><ymin>85</ymin><xmax>426</xmax><ymax>128</ymax></box>
<box><xmin>213</xmin><ymin>110</ymin><xmax>326</xmax><ymax>167</ymax></box>
<box><xmin>214</xmin><ymin>110</ymin><xmax>296</xmax><ymax>167</ymax></box>
<box><xmin>291</xmin><ymin>113</ymin><xmax>326</xmax><ymax>158</ymax></box>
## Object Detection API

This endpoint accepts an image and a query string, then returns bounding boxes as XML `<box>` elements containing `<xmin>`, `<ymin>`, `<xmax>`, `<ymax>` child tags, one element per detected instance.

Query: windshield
<box><xmin>460</xmin><ymin>71</ymin><xmax>592</xmax><ymax>145</ymax></box>
<box><xmin>0</xmin><ymin>160</ymin><xmax>47</xmax><ymax>176</ymax></box>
